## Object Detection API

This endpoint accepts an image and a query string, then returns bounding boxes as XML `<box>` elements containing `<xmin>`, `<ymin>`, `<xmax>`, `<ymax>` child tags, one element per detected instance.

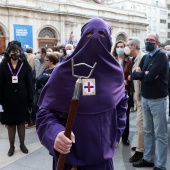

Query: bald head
<box><xmin>146</xmin><ymin>32</ymin><xmax>160</xmax><ymax>42</ymax></box>
<box><xmin>145</xmin><ymin>32</ymin><xmax>160</xmax><ymax>52</ymax></box>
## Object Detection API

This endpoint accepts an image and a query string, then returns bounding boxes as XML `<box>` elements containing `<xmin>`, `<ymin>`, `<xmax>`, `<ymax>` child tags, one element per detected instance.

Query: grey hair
<box><xmin>128</xmin><ymin>37</ymin><xmax>141</xmax><ymax>50</ymax></box>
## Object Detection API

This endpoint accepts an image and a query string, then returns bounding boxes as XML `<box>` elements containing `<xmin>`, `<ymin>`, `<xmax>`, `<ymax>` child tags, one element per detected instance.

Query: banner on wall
<box><xmin>14</xmin><ymin>24</ymin><xmax>33</xmax><ymax>51</ymax></box>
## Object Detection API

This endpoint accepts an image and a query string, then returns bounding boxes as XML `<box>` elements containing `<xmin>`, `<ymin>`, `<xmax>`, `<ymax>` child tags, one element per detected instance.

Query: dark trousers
<box><xmin>0</xmin><ymin>112</ymin><xmax>2</xmax><ymax>122</ymax></box>
<box><xmin>26</xmin><ymin>89</ymin><xmax>39</xmax><ymax>124</ymax></box>
<box><xmin>122</xmin><ymin>93</ymin><xmax>133</xmax><ymax>141</ymax></box>
<box><xmin>32</xmin><ymin>89</ymin><xmax>40</xmax><ymax>123</ymax></box>
<box><xmin>168</xmin><ymin>87</ymin><xmax>170</xmax><ymax>117</ymax></box>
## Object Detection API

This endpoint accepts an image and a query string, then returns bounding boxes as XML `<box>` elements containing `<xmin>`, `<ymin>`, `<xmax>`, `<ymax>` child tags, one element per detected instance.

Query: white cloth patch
<box><xmin>82</xmin><ymin>79</ymin><xmax>96</xmax><ymax>96</ymax></box>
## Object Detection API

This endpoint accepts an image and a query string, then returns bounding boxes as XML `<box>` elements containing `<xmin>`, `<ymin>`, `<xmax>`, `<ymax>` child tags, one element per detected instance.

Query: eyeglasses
<box><xmin>144</xmin><ymin>38</ymin><xmax>156</xmax><ymax>43</ymax></box>
<box><xmin>126</xmin><ymin>44</ymin><xmax>133</xmax><ymax>47</ymax></box>
<box><xmin>44</xmin><ymin>59</ymin><xmax>49</xmax><ymax>62</ymax></box>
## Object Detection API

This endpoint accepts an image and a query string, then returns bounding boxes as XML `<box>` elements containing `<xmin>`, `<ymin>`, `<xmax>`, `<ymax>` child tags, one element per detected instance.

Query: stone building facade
<box><xmin>0</xmin><ymin>0</ymin><xmax>147</xmax><ymax>52</ymax></box>
<box><xmin>111</xmin><ymin>0</ymin><xmax>168</xmax><ymax>43</ymax></box>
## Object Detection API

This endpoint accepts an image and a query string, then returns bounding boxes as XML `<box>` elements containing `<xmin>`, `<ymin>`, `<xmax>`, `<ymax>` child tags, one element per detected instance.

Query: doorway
<box><xmin>0</xmin><ymin>27</ymin><xmax>5</xmax><ymax>53</ymax></box>
<box><xmin>38</xmin><ymin>27</ymin><xmax>58</xmax><ymax>50</ymax></box>
<box><xmin>0</xmin><ymin>37</ymin><xmax>5</xmax><ymax>53</ymax></box>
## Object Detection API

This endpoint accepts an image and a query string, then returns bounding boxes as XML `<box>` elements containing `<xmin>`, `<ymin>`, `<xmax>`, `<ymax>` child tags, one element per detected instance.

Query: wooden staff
<box><xmin>56</xmin><ymin>79</ymin><xmax>82</xmax><ymax>170</ymax></box>
<box><xmin>56</xmin><ymin>59</ymin><xmax>97</xmax><ymax>170</ymax></box>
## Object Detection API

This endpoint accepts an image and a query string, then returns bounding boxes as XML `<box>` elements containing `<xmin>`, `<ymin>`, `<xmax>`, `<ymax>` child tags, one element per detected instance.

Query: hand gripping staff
<box><xmin>56</xmin><ymin>59</ymin><xmax>97</xmax><ymax>170</ymax></box>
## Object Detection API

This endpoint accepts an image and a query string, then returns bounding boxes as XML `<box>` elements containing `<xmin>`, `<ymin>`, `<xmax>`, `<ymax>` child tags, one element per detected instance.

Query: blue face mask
<box><xmin>145</xmin><ymin>42</ymin><xmax>155</xmax><ymax>52</ymax></box>
<box><xmin>116</xmin><ymin>48</ymin><xmax>124</xmax><ymax>56</ymax></box>
<box><xmin>60</xmin><ymin>53</ymin><xmax>64</xmax><ymax>57</ymax></box>
<box><xmin>36</xmin><ymin>54</ymin><xmax>41</xmax><ymax>60</ymax></box>
<box><xmin>167</xmin><ymin>51</ymin><xmax>170</xmax><ymax>57</ymax></box>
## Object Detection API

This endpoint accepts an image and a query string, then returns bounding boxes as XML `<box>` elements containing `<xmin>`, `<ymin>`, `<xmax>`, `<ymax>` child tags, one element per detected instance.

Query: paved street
<box><xmin>0</xmin><ymin>111</ymin><xmax>170</xmax><ymax>170</ymax></box>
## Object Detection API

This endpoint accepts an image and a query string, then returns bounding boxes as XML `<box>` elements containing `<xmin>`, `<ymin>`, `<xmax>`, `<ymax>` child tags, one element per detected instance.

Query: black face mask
<box><xmin>145</xmin><ymin>42</ymin><xmax>155</xmax><ymax>52</ymax></box>
<box><xmin>11</xmin><ymin>53</ymin><xmax>19</xmax><ymax>61</ymax></box>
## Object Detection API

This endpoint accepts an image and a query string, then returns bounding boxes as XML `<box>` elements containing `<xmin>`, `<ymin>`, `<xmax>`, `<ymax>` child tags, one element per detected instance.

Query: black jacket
<box><xmin>133</xmin><ymin>50</ymin><xmax>168</xmax><ymax>99</ymax></box>
<box><xmin>0</xmin><ymin>58</ymin><xmax>34</xmax><ymax>124</ymax></box>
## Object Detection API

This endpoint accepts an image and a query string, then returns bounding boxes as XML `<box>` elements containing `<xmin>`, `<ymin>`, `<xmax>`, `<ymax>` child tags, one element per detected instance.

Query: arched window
<box><xmin>116</xmin><ymin>34</ymin><xmax>126</xmax><ymax>42</ymax></box>
<box><xmin>0</xmin><ymin>28</ymin><xmax>4</xmax><ymax>36</ymax></box>
<box><xmin>38</xmin><ymin>27</ymin><xmax>58</xmax><ymax>49</ymax></box>
<box><xmin>38</xmin><ymin>28</ymin><xmax>55</xmax><ymax>38</ymax></box>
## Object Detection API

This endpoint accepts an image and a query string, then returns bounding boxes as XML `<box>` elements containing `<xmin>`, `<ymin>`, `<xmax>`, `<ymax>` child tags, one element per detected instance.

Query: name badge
<box><xmin>12</xmin><ymin>76</ymin><xmax>18</xmax><ymax>83</ymax></box>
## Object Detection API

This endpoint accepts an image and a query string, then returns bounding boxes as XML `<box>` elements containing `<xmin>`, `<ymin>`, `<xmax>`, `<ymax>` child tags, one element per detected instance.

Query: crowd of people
<box><xmin>23</xmin><ymin>44</ymin><xmax>74</xmax><ymax>128</ymax></box>
<box><xmin>0</xmin><ymin>17</ymin><xmax>170</xmax><ymax>170</ymax></box>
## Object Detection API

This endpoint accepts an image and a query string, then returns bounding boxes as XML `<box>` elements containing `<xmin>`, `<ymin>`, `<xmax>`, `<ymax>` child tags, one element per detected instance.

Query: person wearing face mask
<box><xmin>46</xmin><ymin>48</ymin><xmax>53</xmax><ymax>55</ymax></box>
<box><xmin>34</xmin><ymin>47</ymin><xmax>47</xmax><ymax>79</ymax></box>
<box><xmin>65</xmin><ymin>44</ymin><xmax>74</xmax><ymax>57</ymax></box>
<box><xmin>0</xmin><ymin>41</ymin><xmax>34</xmax><ymax>156</ymax></box>
<box><xmin>125</xmin><ymin>37</ymin><xmax>145</xmax><ymax>163</ymax></box>
<box><xmin>112</xmin><ymin>40</ymin><xmax>133</xmax><ymax>147</ymax></box>
<box><xmin>59</xmin><ymin>48</ymin><xmax>67</xmax><ymax>62</ymax></box>
<box><xmin>133</xmin><ymin>33</ymin><xmax>168</xmax><ymax>170</ymax></box>
<box><xmin>26</xmin><ymin>47</ymin><xmax>47</xmax><ymax>129</ymax></box>
<box><xmin>31</xmin><ymin>53</ymin><xmax>59</xmax><ymax>130</ymax></box>
<box><xmin>36</xmin><ymin>53</ymin><xmax>58</xmax><ymax>97</ymax></box>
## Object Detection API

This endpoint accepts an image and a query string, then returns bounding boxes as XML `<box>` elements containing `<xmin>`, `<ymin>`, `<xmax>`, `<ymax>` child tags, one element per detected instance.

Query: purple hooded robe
<box><xmin>36</xmin><ymin>18</ymin><xmax>128</xmax><ymax>170</ymax></box>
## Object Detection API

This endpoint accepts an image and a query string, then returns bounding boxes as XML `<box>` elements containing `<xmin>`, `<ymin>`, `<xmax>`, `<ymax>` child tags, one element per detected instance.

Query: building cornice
<box><xmin>111</xmin><ymin>0</ymin><xmax>167</xmax><ymax>9</ymax></box>
<box><xmin>0</xmin><ymin>1</ymin><xmax>148</xmax><ymax>26</ymax></box>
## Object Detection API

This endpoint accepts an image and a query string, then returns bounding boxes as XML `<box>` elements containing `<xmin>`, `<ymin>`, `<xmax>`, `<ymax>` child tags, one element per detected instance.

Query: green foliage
<box><xmin>159</xmin><ymin>40</ymin><xmax>170</xmax><ymax>47</ymax></box>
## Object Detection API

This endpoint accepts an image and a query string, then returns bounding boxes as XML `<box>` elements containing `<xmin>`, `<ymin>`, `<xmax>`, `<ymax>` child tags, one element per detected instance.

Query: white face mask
<box><xmin>66</xmin><ymin>50</ymin><xmax>72</xmax><ymax>55</ymax></box>
<box><xmin>47</xmin><ymin>52</ymin><xmax>52</xmax><ymax>55</ymax></box>
<box><xmin>124</xmin><ymin>46</ymin><xmax>131</xmax><ymax>55</ymax></box>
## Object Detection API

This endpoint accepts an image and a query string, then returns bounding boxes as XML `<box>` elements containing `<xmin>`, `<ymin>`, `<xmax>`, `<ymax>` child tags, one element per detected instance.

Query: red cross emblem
<box><xmin>82</xmin><ymin>79</ymin><xmax>96</xmax><ymax>95</ymax></box>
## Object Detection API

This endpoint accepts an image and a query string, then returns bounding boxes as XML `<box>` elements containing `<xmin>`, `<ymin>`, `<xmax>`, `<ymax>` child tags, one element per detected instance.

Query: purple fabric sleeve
<box><xmin>36</xmin><ymin>108</ymin><xmax>65</xmax><ymax>157</ymax></box>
